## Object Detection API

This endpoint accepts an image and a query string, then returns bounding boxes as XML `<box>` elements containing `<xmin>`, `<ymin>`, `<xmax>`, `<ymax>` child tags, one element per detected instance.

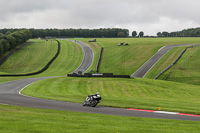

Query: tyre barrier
<box><xmin>96</xmin><ymin>47</ymin><xmax>103</xmax><ymax>73</ymax></box>
<box><xmin>67</xmin><ymin>73</ymin><xmax>130</xmax><ymax>78</ymax></box>
<box><xmin>0</xmin><ymin>40</ymin><xmax>61</xmax><ymax>76</ymax></box>
<box><xmin>0</xmin><ymin>42</ymin><xmax>32</xmax><ymax>66</ymax></box>
<box><xmin>154</xmin><ymin>44</ymin><xmax>200</xmax><ymax>79</ymax></box>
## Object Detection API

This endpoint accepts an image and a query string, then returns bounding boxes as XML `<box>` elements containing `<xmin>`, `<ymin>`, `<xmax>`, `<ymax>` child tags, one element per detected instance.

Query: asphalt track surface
<box><xmin>71</xmin><ymin>40</ymin><xmax>93</xmax><ymax>74</ymax></box>
<box><xmin>131</xmin><ymin>44</ymin><xmax>195</xmax><ymax>78</ymax></box>
<box><xmin>0</xmin><ymin>41</ymin><xmax>199</xmax><ymax>121</ymax></box>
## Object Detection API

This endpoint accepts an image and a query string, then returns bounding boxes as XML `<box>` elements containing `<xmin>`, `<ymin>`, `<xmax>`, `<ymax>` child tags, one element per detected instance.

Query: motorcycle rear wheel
<box><xmin>90</xmin><ymin>100</ymin><xmax>98</xmax><ymax>107</ymax></box>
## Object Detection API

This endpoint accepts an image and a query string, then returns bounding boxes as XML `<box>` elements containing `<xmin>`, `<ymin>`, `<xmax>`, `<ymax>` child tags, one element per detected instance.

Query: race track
<box><xmin>72</xmin><ymin>40</ymin><xmax>93</xmax><ymax>74</ymax></box>
<box><xmin>131</xmin><ymin>44</ymin><xmax>194</xmax><ymax>78</ymax></box>
<box><xmin>0</xmin><ymin>41</ymin><xmax>199</xmax><ymax>121</ymax></box>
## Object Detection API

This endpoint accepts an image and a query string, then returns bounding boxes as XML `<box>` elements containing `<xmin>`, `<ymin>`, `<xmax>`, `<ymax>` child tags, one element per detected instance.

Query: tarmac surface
<box><xmin>0</xmin><ymin>41</ymin><xmax>199</xmax><ymax>121</ymax></box>
<box><xmin>71</xmin><ymin>40</ymin><xmax>93</xmax><ymax>74</ymax></box>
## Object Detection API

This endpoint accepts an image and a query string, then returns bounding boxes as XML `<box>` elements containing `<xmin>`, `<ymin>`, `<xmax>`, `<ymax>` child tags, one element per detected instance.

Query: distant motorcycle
<box><xmin>83</xmin><ymin>93</ymin><xmax>101</xmax><ymax>107</ymax></box>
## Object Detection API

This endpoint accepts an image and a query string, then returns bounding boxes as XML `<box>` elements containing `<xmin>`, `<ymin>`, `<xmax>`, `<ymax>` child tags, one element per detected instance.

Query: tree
<box><xmin>157</xmin><ymin>32</ymin><xmax>162</xmax><ymax>37</ymax></box>
<box><xmin>117</xmin><ymin>32</ymin><xmax>125</xmax><ymax>37</ymax></box>
<box><xmin>0</xmin><ymin>28</ymin><xmax>129</xmax><ymax>38</ymax></box>
<box><xmin>0</xmin><ymin>33</ymin><xmax>6</xmax><ymax>39</ymax></box>
<box><xmin>5</xmin><ymin>31</ymin><xmax>12</xmax><ymax>35</ymax></box>
<box><xmin>139</xmin><ymin>31</ymin><xmax>144</xmax><ymax>37</ymax></box>
<box><xmin>6</xmin><ymin>35</ymin><xmax>16</xmax><ymax>49</ymax></box>
<box><xmin>23</xmin><ymin>29</ymin><xmax>32</xmax><ymax>40</ymax></box>
<box><xmin>161</xmin><ymin>31</ymin><xmax>169</xmax><ymax>37</ymax></box>
<box><xmin>0</xmin><ymin>39</ymin><xmax>10</xmax><ymax>52</ymax></box>
<box><xmin>132</xmin><ymin>31</ymin><xmax>137</xmax><ymax>37</ymax></box>
<box><xmin>0</xmin><ymin>29</ymin><xmax>32</xmax><ymax>55</ymax></box>
<box><xmin>0</xmin><ymin>43</ymin><xmax>4</xmax><ymax>55</ymax></box>
<box><xmin>0</xmin><ymin>33</ymin><xmax>4</xmax><ymax>38</ymax></box>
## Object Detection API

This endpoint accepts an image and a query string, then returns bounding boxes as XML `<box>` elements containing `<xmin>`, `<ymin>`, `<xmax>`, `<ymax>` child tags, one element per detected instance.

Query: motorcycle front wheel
<box><xmin>83</xmin><ymin>101</ymin><xmax>86</xmax><ymax>106</ymax></box>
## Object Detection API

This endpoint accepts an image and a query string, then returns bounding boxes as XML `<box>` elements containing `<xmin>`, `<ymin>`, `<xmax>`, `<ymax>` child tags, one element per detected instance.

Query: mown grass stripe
<box><xmin>0</xmin><ymin>104</ymin><xmax>200</xmax><ymax>132</ymax></box>
<box><xmin>22</xmin><ymin>77</ymin><xmax>200</xmax><ymax>114</ymax></box>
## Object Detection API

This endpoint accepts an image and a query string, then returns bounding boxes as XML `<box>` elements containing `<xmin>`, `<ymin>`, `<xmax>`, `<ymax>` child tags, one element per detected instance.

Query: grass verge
<box><xmin>22</xmin><ymin>77</ymin><xmax>200</xmax><ymax>115</ymax></box>
<box><xmin>0</xmin><ymin>104</ymin><xmax>200</xmax><ymax>133</ymax></box>
<box><xmin>158</xmin><ymin>46</ymin><xmax>200</xmax><ymax>85</ymax></box>
<box><xmin>144</xmin><ymin>47</ymin><xmax>186</xmax><ymax>79</ymax></box>
<box><xmin>36</xmin><ymin>40</ymin><xmax>84</xmax><ymax>76</ymax></box>
<box><xmin>0</xmin><ymin>39</ymin><xmax>57</xmax><ymax>74</ymax></box>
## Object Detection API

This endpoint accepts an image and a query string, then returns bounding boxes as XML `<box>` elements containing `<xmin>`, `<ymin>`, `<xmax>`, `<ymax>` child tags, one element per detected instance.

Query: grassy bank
<box><xmin>158</xmin><ymin>46</ymin><xmax>200</xmax><ymax>85</ymax></box>
<box><xmin>36</xmin><ymin>40</ymin><xmax>84</xmax><ymax>77</ymax></box>
<box><xmin>77</xmin><ymin>38</ymin><xmax>200</xmax><ymax>75</ymax></box>
<box><xmin>0</xmin><ymin>39</ymin><xmax>58</xmax><ymax>74</ymax></box>
<box><xmin>0</xmin><ymin>39</ymin><xmax>84</xmax><ymax>83</ymax></box>
<box><xmin>0</xmin><ymin>104</ymin><xmax>199</xmax><ymax>133</ymax></box>
<box><xmin>22</xmin><ymin>77</ymin><xmax>200</xmax><ymax>114</ymax></box>
<box><xmin>144</xmin><ymin>47</ymin><xmax>187</xmax><ymax>79</ymax></box>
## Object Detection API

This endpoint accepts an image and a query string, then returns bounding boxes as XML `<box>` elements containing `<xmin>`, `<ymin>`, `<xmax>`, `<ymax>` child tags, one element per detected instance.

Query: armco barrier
<box><xmin>155</xmin><ymin>44</ymin><xmax>200</xmax><ymax>79</ymax></box>
<box><xmin>0</xmin><ymin>42</ymin><xmax>32</xmax><ymax>66</ymax></box>
<box><xmin>0</xmin><ymin>40</ymin><xmax>60</xmax><ymax>76</ymax></box>
<box><xmin>96</xmin><ymin>47</ymin><xmax>103</xmax><ymax>73</ymax></box>
<box><xmin>67</xmin><ymin>73</ymin><xmax>130</xmax><ymax>78</ymax></box>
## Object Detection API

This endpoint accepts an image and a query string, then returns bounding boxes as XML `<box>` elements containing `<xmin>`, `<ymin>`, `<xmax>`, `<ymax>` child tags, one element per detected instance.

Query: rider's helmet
<box><xmin>96</xmin><ymin>92</ymin><xmax>100</xmax><ymax>95</ymax></box>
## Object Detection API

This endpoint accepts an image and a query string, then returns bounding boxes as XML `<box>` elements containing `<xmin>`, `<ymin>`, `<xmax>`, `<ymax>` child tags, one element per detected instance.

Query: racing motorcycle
<box><xmin>83</xmin><ymin>94</ymin><xmax>101</xmax><ymax>107</ymax></box>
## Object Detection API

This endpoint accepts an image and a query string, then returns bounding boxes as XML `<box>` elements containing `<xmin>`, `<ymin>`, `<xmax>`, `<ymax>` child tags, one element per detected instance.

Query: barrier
<box><xmin>96</xmin><ymin>47</ymin><xmax>103</xmax><ymax>73</ymax></box>
<box><xmin>67</xmin><ymin>73</ymin><xmax>130</xmax><ymax>78</ymax></box>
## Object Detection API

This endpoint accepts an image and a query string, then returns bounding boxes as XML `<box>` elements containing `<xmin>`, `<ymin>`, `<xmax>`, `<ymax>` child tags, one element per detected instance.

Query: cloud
<box><xmin>0</xmin><ymin>0</ymin><xmax>200</xmax><ymax>35</ymax></box>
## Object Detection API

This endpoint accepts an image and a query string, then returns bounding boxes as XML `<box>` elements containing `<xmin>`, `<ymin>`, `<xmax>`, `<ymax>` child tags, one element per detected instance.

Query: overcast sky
<box><xmin>0</xmin><ymin>0</ymin><xmax>200</xmax><ymax>35</ymax></box>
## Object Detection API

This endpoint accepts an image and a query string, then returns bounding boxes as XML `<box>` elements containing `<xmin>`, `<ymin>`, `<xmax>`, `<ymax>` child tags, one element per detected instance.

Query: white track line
<box><xmin>19</xmin><ymin>82</ymin><xmax>38</xmax><ymax>99</ymax></box>
<box><xmin>154</xmin><ymin>111</ymin><xmax>178</xmax><ymax>115</ymax></box>
<box><xmin>127</xmin><ymin>108</ymin><xmax>200</xmax><ymax>117</ymax></box>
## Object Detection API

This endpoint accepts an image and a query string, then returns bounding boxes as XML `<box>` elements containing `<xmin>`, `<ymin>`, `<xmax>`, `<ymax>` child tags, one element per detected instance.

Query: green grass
<box><xmin>0</xmin><ymin>39</ymin><xmax>57</xmax><ymax>74</ymax></box>
<box><xmin>22</xmin><ymin>77</ymin><xmax>200</xmax><ymax>115</ymax></box>
<box><xmin>0</xmin><ymin>104</ymin><xmax>200</xmax><ymax>133</ymax></box>
<box><xmin>144</xmin><ymin>47</ymin><xmax>187</xmax><ymax>79</ymax></box>
<box><xmin>0</xmin><ymin>39</ymin><xmax>84</xmax><ymax>83</ymax></box>
<box><xmin>35</xmin><ymin>40</ymin><xmax>84</xmax><ymax>77</ymax></box>
<box><xmin>0</xmin><ymin>42</ymin><xmax>29</xmax><ymax>61</ymax></box>
<box><xmin>1</xmin><ymin>38</ymin><xmax>200</xmax><ymax>131</ymax></box>
<box><xmin>158</xmin><ymin>46</ymin><xmax>200</xmax><ymax>85</ymax></box>
<box><xmin>76</xmin><ymin>38</ymin><xmax>200</xmax><ymax>75</ymax></box>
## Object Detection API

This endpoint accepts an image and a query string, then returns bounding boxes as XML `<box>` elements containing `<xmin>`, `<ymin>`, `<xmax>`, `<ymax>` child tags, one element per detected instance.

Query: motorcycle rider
<box><xmin>86</xmin><ymin>92</ymin><xmax>101</xmax><ymax>102</ymax></box>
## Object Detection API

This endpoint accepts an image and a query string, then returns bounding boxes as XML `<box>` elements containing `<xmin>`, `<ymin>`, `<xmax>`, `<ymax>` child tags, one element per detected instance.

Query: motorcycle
<box><xmin>83</xmin><ymin>95</ymin><xmax>101</xmax><ymax>107</ymax></box>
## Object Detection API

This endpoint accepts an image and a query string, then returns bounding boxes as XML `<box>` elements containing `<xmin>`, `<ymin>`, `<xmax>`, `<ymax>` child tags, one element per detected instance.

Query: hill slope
<box><xmin>77</xmin><ymin>38</ymin><xmax>200</xmax><ymax>75</ymax></box>
<box><xmin>0</xmin><ymin>39</ymin><xmax>57</xmax><ymax>74</ymax></box>
<box><xmin>158</xmin><ymin>46</ymin><xmax>200</xmax><ymax>85</ymax></box>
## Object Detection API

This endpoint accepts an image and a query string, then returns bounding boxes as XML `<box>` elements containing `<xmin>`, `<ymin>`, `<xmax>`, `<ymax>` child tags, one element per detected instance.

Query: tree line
<box><xmin>0</xmin><ymin>28</ymin><xmax>129</xmax><ymax>38</ymax></box>
<box><xmin>157</xmin><ymin>27</ymin><xmax>200</xmax><ymax>37</ymax></box>
<box><xmin>0</xmin><ymin>30</ymin><xmax>31</xmax><ymax>55</ymax></box>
